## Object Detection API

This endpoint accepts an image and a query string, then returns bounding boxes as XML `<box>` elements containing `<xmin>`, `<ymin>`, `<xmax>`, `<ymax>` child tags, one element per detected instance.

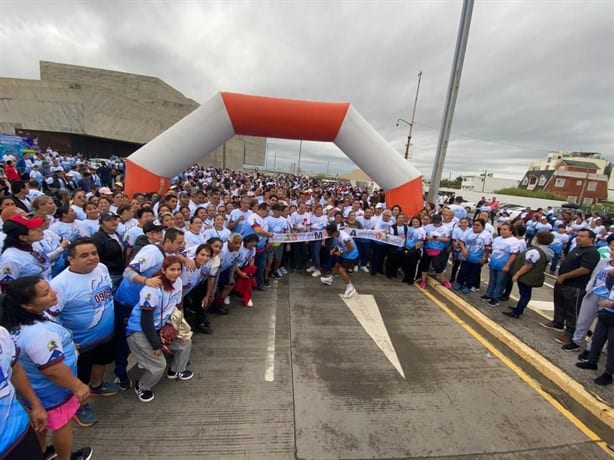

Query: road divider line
<box><xmin>419</xmin><ymin>284</ymin><xmax>613</xmax><ymax>457</ymax></box>
<box><xmin>264</xmin><ymin>295</ymin><xmax>277</xmax><ymax>382</ymax></box>
<box><xmin>425</xmin><ymin>277</ymin><xmax>614</xmax><ymax>431</ymax></box>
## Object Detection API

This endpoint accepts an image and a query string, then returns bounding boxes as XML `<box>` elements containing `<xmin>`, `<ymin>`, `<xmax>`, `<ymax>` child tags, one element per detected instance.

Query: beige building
<box><xmin>0</xmin><ymin>61</ymin><xmax>265</xmax><ymax>168</ymax></box>
<box><xmin>528</xmin><ymin>151</ymin><xmax>607</xmax><ymax>175</ymax></box>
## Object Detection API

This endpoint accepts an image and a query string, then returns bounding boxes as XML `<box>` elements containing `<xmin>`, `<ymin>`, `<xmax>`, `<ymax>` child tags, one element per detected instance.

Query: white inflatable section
<box><xmin>334</xmin><ymin>106</ymin><xmax>422</xmax><ymax>190</ymax></box>
<box><xmin>128</xmin><ymin>93</ymin><xmax>236</xmax><ymax>177</ymax></box>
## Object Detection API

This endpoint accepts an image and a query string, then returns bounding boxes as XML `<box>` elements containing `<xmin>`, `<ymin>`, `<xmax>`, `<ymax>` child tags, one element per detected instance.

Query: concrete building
<box><xmin>0</xmin><ymin>61</ymin><xmax>265</xmax><ymax>169</ymax></box>
<box><xmin>460</xmin><ymin>174</ymin><xmax>519</xmax><ymax>193</ymax></box>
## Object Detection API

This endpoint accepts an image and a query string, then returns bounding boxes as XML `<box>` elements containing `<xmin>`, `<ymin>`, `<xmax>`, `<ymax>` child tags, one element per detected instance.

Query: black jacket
<box><xmin>91</xmin><ymin>230</ymin><xmax>125</xmax><ymax>275</ymax></box>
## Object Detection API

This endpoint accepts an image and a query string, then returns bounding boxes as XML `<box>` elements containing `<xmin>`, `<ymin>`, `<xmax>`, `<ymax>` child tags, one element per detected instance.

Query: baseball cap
<box><xmin>143</xmin><ymin>221</ymin><xmax>164</xmax><ymax>233</ymax></box>
<box><xmin>8</xmin><ymin>214</ymin><xmax>45</xmax><ymax>229</ymax></box>
<box><xmin>99</xmin><ymin>212</ymin><xmax>119</xmax><ymax>222</ymax></box>
<box><xmin>432</xmin><ymin>214</ymin><xmax>443</xmax><ymax>224</ymax></box>
<box><xmin>98</xmin><ymin>187</ymin><xmax>112</xmax><ymax>195</ymax></box>
<box><xmin>375</xmin><ymin>203</ymin><xmax>385</xmax><ymax>209</ymax></box>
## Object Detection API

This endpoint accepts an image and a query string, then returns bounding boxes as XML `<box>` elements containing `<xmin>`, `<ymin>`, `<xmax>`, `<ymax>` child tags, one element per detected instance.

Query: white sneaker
<box><xmin>353</xmin><ymin>265</ymin><xmax>359</xmax><ymax>272</ymax></box>
<box><xmin>360</xmin><ymin>266</ymin><xmax>369</xmax><ymax>273</ymax></box>
<box><xmin>306</xmin><ymin>266</ymin><xmax>316</xmax><ymax>273</ymax></box>
<box><xmin>223</xmin><ymin>296</ymin><xmax>230</xmax><ymax>305</ymax></box>
<box><xmin>280</xmin><ymin>267</ymin><xmax>288</xmax><ymax>275</ymax></box>
<box><xmin>343</xmin><ymin>285</ymin><xmax>357</xmax><ymax>298</ymax></box>
<box><xmin>311</xmin><ymin>270</ymin><xmax>321</xmax><ymax>277</ymax></box>
<box><xmin>246</xmin><ymin>299</ymin><xmax>254</xmax><ymax>307</ymax></box>
<box><xmin>320</xmin><ymin>276</ymin><xmax>333</xmax><ymax>286</ymax></box>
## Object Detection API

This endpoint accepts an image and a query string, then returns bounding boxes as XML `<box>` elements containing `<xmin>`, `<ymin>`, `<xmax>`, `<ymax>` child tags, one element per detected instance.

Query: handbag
<box><xmin>159</xmin><ymin>304</ymin><xmax>178</xmax><ymax>353</ymax></box>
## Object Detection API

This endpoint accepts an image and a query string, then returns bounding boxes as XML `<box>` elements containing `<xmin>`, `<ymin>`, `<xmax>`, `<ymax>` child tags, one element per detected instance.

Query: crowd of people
<box><xmin>0</xmin><ymin>148</ymin><xmax>612</xmax><ymax>460</ymax></box>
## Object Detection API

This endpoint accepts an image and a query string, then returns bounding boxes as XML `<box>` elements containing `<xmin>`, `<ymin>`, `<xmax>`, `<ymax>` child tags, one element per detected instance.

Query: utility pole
<box><xmin>297</xmin><ymin>140</ymin><xmax>303</xmax><ymax>175</ymax></box>
<box><xmin>481</xmin><ymin>170</ymin><xmax>487</xmax><ymax>193</ymax></box>
<box><xmin>273</xmin><ymin>152</ymin><xmax>277</xmax><ymax>172</ymax></box>
<box><xmin>405</xmin><ymin>70</ymin><xmax>422</xmax><ymax>160</ymax></box>
<box><xmin>427</xmin><ymin>0</ymin><xmax>474</xmax><ymax>204</ymax></box>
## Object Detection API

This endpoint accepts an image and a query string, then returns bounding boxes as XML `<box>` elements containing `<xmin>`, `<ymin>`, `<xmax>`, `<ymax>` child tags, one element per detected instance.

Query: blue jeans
<box><xmin>550</xmin><ymin>252</ymin><xmax>562</xmax><ymax>273</ymax></box>
<box><xmin>255</xmin><ymin>250</ymin><xmax>267</xmax><ymax>287</ymax></box>
<box><xmin>357</xmin><ymin>239</ymin><xmax>371</xmax><ymax>267</ymax></box>
<box><xmin>512</xmin><ymin>281</ymin><xmax>532</xmax><ymax>315</ymax></box>
<box><xmin>309</xmin><ymin>240</ymin><xmax>322</xmax><ymax>269</ymax></box>
<box><xmin>486</xmin><ymin>267</ymin><xmax>510</xmax><ymax>301</ymax></box>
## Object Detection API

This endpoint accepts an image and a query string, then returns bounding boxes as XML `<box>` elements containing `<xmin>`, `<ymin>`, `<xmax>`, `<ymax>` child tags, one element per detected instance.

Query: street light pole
<box><xmin>297</xmin><ymin>140</ymin><xmax>303</xmax><ymax>175</ymax></box>
<box><xmin>405</xmin><ymin>71</ymin><xmax>422</xmax><ymax>160</ymax></box>
<box><xmin>427</xmin><ymin>0</ymin><xmax>474</xmax><ymax>204</ymax></box>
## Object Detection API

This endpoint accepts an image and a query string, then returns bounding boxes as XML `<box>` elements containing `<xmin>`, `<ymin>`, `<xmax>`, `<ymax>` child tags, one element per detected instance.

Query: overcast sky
<box><xmin>1</xmin><ymin>1</ymin><xmax>613</xmax><ymax>180</ymax></box>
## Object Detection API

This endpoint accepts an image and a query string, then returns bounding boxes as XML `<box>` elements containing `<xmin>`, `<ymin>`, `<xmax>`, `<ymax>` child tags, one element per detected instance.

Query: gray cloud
<box><xmin>1</xmin><ymin>0</ymin><xmax>612</xmax><ymax>181</ymax></box>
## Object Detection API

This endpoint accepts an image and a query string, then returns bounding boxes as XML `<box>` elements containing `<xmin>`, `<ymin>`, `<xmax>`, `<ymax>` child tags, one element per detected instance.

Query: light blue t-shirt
<box><xmin>0</xmin><ymin>326</ymin><xmax>30</xmax><ymax>457</ymax></box>
<box><xmin>11</xmin><ymin>320</ymin><xmax>77</xmax><ymax>409</ymax></box>
<box><xmin>334</xmin><ymin>230</ymin><xmax>359</xmax><ymax>260</ymax></box>
<box><xmin>48</xmin><ymin>264</ymin><xmax>114</xmax><ymax>351</ymax></box>
<box><xmin>462</xmin><ymin>230</ymin><xmax>493</xmax><ymax>263</ymax></box>
<box><xmin>115</xmin><ymin>244</ymin><xmax>166</xmax><ymax>307</ymax></box>
<box><xmin>0</xmin><ymin>247</ymin><xmax>51</xmax><ymax>283</ymax></box>
<box><xmin>405</xmin><ymin>226</ymin><xmax>426</xmax><ymax>249</ymax></box>
<box><xmin>423</xmin><ymin>224</ymin><xmax>452</xmax><ymax>252</ymax></box>
<box><xmin>219</xmin><ymin>243</ymin><xmax>242</xmax><ymax>273</ymax></box>
<box><xmin>489</xmin><ymin>236</ymin><xmax>520</xmax><ymax>271</ymax></box>
<box><xmin>126</xmin><ymin>279</ymin><xmax>183</xmax><ymax>335</ymax></box>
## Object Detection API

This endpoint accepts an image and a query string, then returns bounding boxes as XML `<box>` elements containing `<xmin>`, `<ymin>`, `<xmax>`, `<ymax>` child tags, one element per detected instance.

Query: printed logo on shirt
<box><xmin>1</xmin><ymin>267</ymin><xmax>12</xmax><ymax>282</ymax></box>
<box><xmin>47</xmin><ymin>339</ymin><xmax>59</xmax><ymax>351</ymax></box>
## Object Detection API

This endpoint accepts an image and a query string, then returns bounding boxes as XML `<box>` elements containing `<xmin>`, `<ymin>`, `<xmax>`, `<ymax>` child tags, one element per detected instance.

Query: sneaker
<box><xmin>246</xmin><ymin>299</ymin><xmax>254</xmax><ymax>308</ymax></box>
<box><xmin>502</xmin><ymin>311</ymin><xmax>520</xmax><ymax>319</ymax></box>
<box><xmin>555</xmin><ymin>333</ymin><xmax>572</xmax><ymax>345</ymax></box>
<box><xmin>353</xmin><ymin>265</ymin><xmax>359</xmax><ymax>272</ymax></box>
<box><xmin>280</xmin><ymin>267</ymin><xmax>288</xmax><ymax>275</ymax></box>
<box><xmin>113</xmin><ymin>376</ymin><xmax>132</xmax><ymax>391</ymax></box>
<box><xmin>470</xmin><ymin>287</ymin><xmax>479</xmax><ymax>292</ymax></box>
<box><xmin>452</xmin><ymin>282</ymin><xmax>462</xmax><ymax>291</ymax></box>
<box><xmin>223</xmin><ymin>296</ymin><xmax>231</xmax><ymax>305</ymax></box>
<box><xmin>195</xmin><ymin>322</ymin><xmax>212</xmax><ymax>334</ymax></box>
<box><xmin>360</xmin><ymin>266</ymin><xmax>369</xmax><ymax>273</ymax></box>
<box><xmin>561</xmin><ymin>341</ymin><xmax>580</xmax><ymax>351</ymax></box>
<box><xmin>272</xmin><ymin>272</ymin><xmax>282</xmax><ymax>280</ymax></box>
<box><xmin>44</xmin><ymin>445</ymin><xmax>57</xmax><ymax>460</ymax></box>
<box><xmin>461</xmin><ymin>287</ymin><xmax>471</xmax><ymax>294</ymax></box>
<box><xmin>306</xmin><ymin>266</ymin><xmax>316</xmax><ymax>273</ymax></box>
<box><xmin>70</xmin><ymin>447</ymin><xmax>93</xmax><ymax>460</ymax></box>
<box><xmin>575</xmin><ymin>361</ymin><xmax>598</xmax><ymax>370</ymax></box>
<box><xmin>311</xmin><ymin>270</ymin><xmax>321</xmax><ymax>277</ymax></box>
<box><xmin>499</xmin><ymin>296</ymin><xmax>510</xmax><ymax>302</ymax></box>
<box><xmin>72</xmin><ymin>403</ymin><xmax>97</xmax><ymax>427</ymax></box>
<box><xmin>320</xmin><ymin>276</ymin><xmax>333</xmax><ymax>286</ymax></box>
<box><xmin>594</xmin><ymin>372</ymin><xmax>613</xmax><ymax>386</ymax></box>
<box><xmin>343</xmin><ymin>285</ymin><xmax>357</xmax><ymax>299</ymax></box>
<box><xmin>418</xmin><ymin>280</ymin><xmax>426</xmax><ymax>289</ymax></box>
<box><xmin>167</xmin><ymin>370</ymin><xmax>194</xmax><ymax>381</ymax></box>
<box><xmin>441</xmin><ymin>279</ymin><xmax>452</xmax><ymax>289</ymax></box>
<box><xmin>134</xmin><ymin>381</ymin><xmax>155</xmax><ymax>402</ymax></box>
<box><xmin>488</xmin><ymin>299</ymin><xmax>500</xmax><ymax>307</ymax></box>
<box><xmin>90</xmin><ymin>381</ymin><xmax>119</xmax><ymax>397</ymax></box>
<box><xmin>480</xmin><ymin>294</ymin><xmax>490</xmax><ymax>300</ymax></box>
<box><xmin>578</xmin><ymin>350</ymin><xmax>590</xmax><ymax>361</ymax></box>
<box><xmin>539</xmin><ymin>320</ymin><xmax>564</xmax><ymax>331</ymax></box>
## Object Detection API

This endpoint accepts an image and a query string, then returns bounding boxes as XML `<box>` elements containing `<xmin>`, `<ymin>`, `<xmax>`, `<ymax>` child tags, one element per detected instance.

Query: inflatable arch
<box><xmin>125</xmin><ymin>92</ymin><xmax>423</xmax><ymax>216</ymax></box>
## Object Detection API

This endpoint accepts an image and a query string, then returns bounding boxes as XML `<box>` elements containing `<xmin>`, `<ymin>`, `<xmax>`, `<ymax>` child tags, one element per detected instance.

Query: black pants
<box><xmin>4</xmin><ymin>426</ymin><xmax>44</xmax><ymax>460</ymax></box>
<box><xmin>588</xmin><ymin>310</ymin><xmax>614</xmax><ymax>375</ymax></box>
<box><xmin>400</xmin><ymin>249</ymin><xmax>421</xmax><ymax>282</ymax></box>
<box><xmin>114</xmin><ymin>300</ymin><xmax>133</xmax><ymax>381</ymax></box>
<box><xmin>184</xmin><ymin>281</ymin><xmax>210</xmax><ymax>327</ymax></box>
<box><xmin>553</xmin><ymin>283</ymin><xmax>586</xmax><ymax>335</ymax></box>
<box><xmin>77</xmin><ymin>339</ymin><xmax>114</xmax><ymax>384</ymax></box>
<box><xmin>371</xmin><ymin>243</ymin><xmax>387</xmax><ymax>274</ymax></box>
<box><xmin>386</xmin><ymin>249</ymin><xmax>402</xmax><ymax>278</ymax></box>
<box><xmin>290</xmin><ymin>242</ymin><xmax>308</xmax><ymax>270</ymax></box>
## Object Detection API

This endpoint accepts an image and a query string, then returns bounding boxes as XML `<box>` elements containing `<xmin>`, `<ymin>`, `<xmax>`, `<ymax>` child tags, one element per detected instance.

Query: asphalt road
<box><xmin>73</xmin><ymin>272</ymin><xmax>612</xmax><ymax>459</ymax></box>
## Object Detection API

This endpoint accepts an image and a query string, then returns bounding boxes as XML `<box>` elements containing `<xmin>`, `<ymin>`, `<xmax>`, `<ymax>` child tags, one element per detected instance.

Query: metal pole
<box><xmin>326</xmin><ymin>160</ymin><xmax>330</xmax><ymax>176</ymax></box>
<box><xmin>297</xmin><ymin>140</ymin><xmax>303</xmax><ymax>175</ymax></box>
<box><xmin>427</xmin><ymin>0</ymin><xmax>474</xmax><ymax>203</ymax></box>
<box><xmin>405</xmin><ymin>71</ymin><xmax>422</xmax><ymax>160</ymax></box>
<box><xmin>273</xmin><ymin>152</ymin><xmax>277</xmax><ymax>171</ymax></box>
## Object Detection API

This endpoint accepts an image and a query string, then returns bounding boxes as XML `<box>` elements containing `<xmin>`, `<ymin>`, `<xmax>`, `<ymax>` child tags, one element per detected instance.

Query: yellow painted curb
<box><xmin>426</xmin><ymin>277</ymin><xmax>614</xmax><ymax>430</ymax></box>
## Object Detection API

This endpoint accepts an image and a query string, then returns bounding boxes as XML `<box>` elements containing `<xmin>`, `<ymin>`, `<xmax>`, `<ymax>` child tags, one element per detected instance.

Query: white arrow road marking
<box><xmin>340</xmin><ymin>294</ymin><xmax>406</xmax><ymax>379</ymax></box>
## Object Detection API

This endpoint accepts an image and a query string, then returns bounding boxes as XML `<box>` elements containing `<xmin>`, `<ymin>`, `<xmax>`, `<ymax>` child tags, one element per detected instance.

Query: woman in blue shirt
<box><xmin>0</xmin><ymin>276</ymin><xmax>91</xmax><ymax>460</ymax></box>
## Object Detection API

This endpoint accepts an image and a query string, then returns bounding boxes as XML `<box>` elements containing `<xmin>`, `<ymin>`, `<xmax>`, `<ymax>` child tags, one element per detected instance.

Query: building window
<box><xmin>538</xmin><ymin>175</ymin><xmax>547</xmax><ymax>186</ymax></box>
<box><xmin>587</xmin><ymin>181</ymin><xmax>597</xmax><ymax>191</ymax></box>
<box><xmin>567</xmin><ymin>196</ymin><xmax>577</xmax><ymax>204</ymax></box>
<box><xmin>583</xmin><ymin>198</ymin><xmax>593</xmax><ymax>205</ymax></box>
<box><xmin>555</xmin><ymin>178</ymin><xmax>565</xmax><ymax>188</ymax></box>
<box><xmin>576</xmin><ymin>180</ymin><xmax>582</xmax><ymax>186</ymax></box>
<box><xmin>529</xmin><ymin>177</ymin><xmax>537</xmax><ymax>185</ymax></box>
<box><xmin>521</xmin><ymin>177</ymin><xmax>528</xmax><ymax>186</ymax></box>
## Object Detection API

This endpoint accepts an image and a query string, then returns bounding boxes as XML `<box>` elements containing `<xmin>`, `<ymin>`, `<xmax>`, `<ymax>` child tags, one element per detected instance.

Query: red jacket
<box><xmin>4</xmin><ymin>164</ymin><xmax>20</xmax><ymax>181</ymax></box>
